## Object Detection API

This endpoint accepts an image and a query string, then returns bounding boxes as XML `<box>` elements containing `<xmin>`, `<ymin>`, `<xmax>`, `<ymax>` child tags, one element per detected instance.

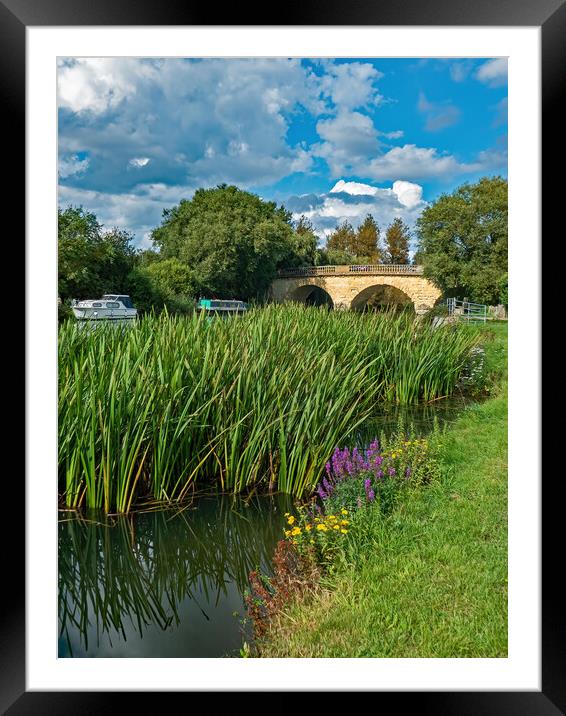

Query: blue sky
<box><xmin>58</xmin><ymin>57</ymin><xmax>507</xmax><ymax>250</ymax></box>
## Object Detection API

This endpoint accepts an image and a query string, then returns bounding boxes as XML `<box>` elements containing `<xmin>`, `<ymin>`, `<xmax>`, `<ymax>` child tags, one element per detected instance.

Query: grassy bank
<box><xmin>59</xmin><ymin>306</ymin><xmax>480</xmax><ymax>512</ymax></box>
<box><xmin>255</xmin><ymin>322</ymin><xmax>507</xmax><ymax>657</ymax></box>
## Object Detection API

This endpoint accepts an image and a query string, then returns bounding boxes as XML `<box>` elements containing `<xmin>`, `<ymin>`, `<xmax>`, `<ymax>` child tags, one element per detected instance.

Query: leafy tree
<box><xmin>416</xmin><ymin>176</ymin><xmax>508</xmax><ymax>304</ymax></box>
<box><xmin>151</xmin><ymin>185</ymin><xmax>297</xmax><ymax>300</ymax></box>
<box><xmin>58</xmin><ymin>206</ymin><xmax>103</xmax><ymax>300</ymax></box>
<box><xmin>354</xmin><ymin>214</ymin><xmax>381</xmax><ymax>261</ymax></box>
<box><xmin>384</xmin><ymin>218</ymin><xmax>411</xmax><ymax>264</ymax></box>
<box><xmin>325</xmin><ymin>220</ymin><xmax>356</xmax><ymax>255</ymax></box>
<box><xmin>284</xmin><ymin>215</ymin><xmax>319</xmax><ymax>267</ymax></box>
<box><xmin>58</xmin><ymin>206</ymin><xmax>136</xmax><ymax>301</ymax></box>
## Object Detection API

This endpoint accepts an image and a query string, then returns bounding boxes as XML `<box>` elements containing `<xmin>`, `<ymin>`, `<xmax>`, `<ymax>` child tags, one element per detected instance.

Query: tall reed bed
<box><xmin>59</xmin><ymin>305</ymin><xmax>479</xmax><ymax>511</ymax></box>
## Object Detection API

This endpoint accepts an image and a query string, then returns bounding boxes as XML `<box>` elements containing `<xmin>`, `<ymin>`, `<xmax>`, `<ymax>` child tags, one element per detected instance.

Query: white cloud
<box><xmin>313</xmin><ymin>110</ymin><xmax>381</xmax><ymax>176</ymax></box>
<box><xmin>287</xmin><ymin>179</ymin><xmax>427</xmax><ymax>244</ymax></box>
<box><xmin>392</xmin><ymin>180</ymin><xmax>423</xmax><ymax>209</ymax></box>
<box><xmin>128</xmin><ymin>157</ymin><xmax>150</xmax><ymax>168</ymax></box>
<box><xmin>58</xmin><ymin>58</ymin><xmax>321</xmax><ymax>192</ymax></box>
<box><xmin>58</xmin><ymin>182</ymin><xmax>198</xmax><ymax>247</ymax></box>
<box><xmin>476</xmin><ymin>58</ymin><xmax>508</xmax><ymax>87</ymax></box>
<box><xmin>381</xmin><ymin>129</ymin><xmax>404</xmax><ymax>140</ymax></box>
<box><xmin>365</xmin><ymin>144</ymin><xmax>479</xmax><ymax>181</ymax></box>
<box><xmin>319</xmin><ymin>60</ymin><xmax>384</xmax><ymax>111</ymax></box>
<box><xmin>330</xmin><ymin>180</ymin><xmax>378</xmax><ymax>196</ymax></box>
<box><xmin>58</xmin><ymin>154</ymin><xmax>90</xmax><ymax>178</ymax></box>
<box><xmin>58</xmin><ymin>58</ymin><xmax>157</xmax><ymax>114</ymax></box>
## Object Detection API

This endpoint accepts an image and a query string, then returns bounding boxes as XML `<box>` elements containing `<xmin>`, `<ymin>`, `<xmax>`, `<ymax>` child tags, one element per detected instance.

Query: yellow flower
<box><xmin>340</xmin><ymin>529</ymin><xmax>348</xmax><ymax>534</ymax></box>
<box><xmin>333</xmin><ymin>524</ymin><xmax>340</xmax><ymax>530</ymax></box>
<box><xmin>305</xmin><ymin>524</ymin><xmax>312</xmax><ymax>531</ymax></box>
<box><xmin>341</xmin><ymin>520</ymin><xmax>349</xmax><ymax>525</ymax></box>
<box><xmin>291</xmin><ymin>527</ymin><xmax>301</xmax><ymax>536</ymax></box>
<box><xmin>287</xmin><ymin>516</ymin><xmax>295</xmax><ymax>525</ymax></box>
<box><xmin>341</xmin><ymin>509</ymin><xmax>348</xmax><ymax>515</ymax></box>
<box><xmin>328</xmin><ymin>515</ymin><xmax>337</xmax><ymax>521</ymax></box>
<box><xmin>284</xmin><ymin>529</ymin><xmax>291</xmax><ymax>537</ymax></box>
<box><xmin>316</xmin><ymin>524</ymin><xmax>328</xmax><ymax>531</ymax></box>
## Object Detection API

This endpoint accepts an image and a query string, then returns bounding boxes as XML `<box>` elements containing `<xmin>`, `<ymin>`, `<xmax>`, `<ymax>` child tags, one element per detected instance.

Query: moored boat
<box><xmin>196</xmin><ymin>298</ymin><xmax>247</xmax><ymax>316</ymax></box>
<box><xmin>72</xmin><ymin>294</ymin><xmax>137</xmax><ymax>321</ymax></box>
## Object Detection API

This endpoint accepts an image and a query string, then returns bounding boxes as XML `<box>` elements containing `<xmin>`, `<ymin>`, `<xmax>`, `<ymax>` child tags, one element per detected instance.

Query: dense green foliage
<box><xmin>59</xmin><ymin>207</ymin><xmax>198</xmax><ymax>316</ymax></box>
<box><xmin>256</xmin><ymin>322</ymin><xmax>508</xmax><ymax>658</ymax></box>
<box><xmin>151</xmin><ymin>185</ymin><xmax>307</xmax><ymax>301</ymax></box>
<box><xmin>58</xmin><ymin>306</ymin><xmax>480</xmax><ymax>512</ymax></box>
<box><xmin>58</xmin><ymin>207</ymin><xmax>136</xmax><ymax>302</ymax></box>
<box><xmin>416</xmin><ymin>177</ymin><xmax>508</xmax><ymax>304</ymax></box>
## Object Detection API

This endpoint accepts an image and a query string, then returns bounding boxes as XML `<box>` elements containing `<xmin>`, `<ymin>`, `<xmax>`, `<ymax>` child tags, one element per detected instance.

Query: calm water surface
<box><xmin>58</xmin><ymin>396</ymin><xmax>479</xmax><ymax>658</ymax></box>
<box><xmin>58</xmin><ymin>494</ymin><xmax>293</xmax><ymax>657</ymax></box>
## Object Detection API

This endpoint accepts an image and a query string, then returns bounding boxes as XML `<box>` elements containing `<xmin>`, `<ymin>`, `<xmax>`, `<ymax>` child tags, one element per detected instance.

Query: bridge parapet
<box><xmin>277</xmin><ymin>264</ymin><xmax>424</xmax><ymax>278</ymax></box>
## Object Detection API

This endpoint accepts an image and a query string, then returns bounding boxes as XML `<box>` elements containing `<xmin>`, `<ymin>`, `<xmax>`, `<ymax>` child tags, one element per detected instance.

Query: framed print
<box><xmin>12</xmin><ymin>0</ymin><xmax>559</xmax><ymax>709</ymax></box>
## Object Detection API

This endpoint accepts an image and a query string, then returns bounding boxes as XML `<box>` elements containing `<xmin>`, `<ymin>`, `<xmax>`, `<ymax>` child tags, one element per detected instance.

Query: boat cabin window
<box><xmin>118</xmin><ymin>296</ymin><xmax>133</xmax><ymax>308</ymax></box>
<box><xmin>92</xmin><ymin>302</ymin><xmax>103</xmax><ymax>307</ymax></box>
<box><xmin>105</xmin><ymin>302</ymin><xmax>120</xmax><ymax>308</ymax></box>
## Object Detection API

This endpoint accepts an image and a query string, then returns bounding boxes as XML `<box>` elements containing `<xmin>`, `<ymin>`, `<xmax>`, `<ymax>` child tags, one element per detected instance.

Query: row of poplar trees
<box><xmin>323</xmin><ymin>215</ymin><xmax>411</xmax><ymax>264</ymax></box>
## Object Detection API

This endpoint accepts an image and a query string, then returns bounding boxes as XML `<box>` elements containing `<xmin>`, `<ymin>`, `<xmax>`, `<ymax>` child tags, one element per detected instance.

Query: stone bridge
<box><xmin>270</xmin><ymin>265</ymin><xmax>442</xmax><ymax>314</ymax></box>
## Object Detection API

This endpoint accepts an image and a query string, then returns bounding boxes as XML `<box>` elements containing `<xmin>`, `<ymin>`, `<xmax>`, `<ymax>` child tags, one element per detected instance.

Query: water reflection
<box><xmin>58</xmin><ymin>494</ymin><xmax>293</xmax><ymax>657</ymax></box>
<box><xmin>357</xmin><ymin>395</ymin><xmax>480</xmax><ymax>445</ymax></box>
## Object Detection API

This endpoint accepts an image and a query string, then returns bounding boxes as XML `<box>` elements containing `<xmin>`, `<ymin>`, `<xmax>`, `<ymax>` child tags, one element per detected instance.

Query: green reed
<box><xmin>58</xmin><ymin>304</ymin><xmax>480</xmax><ymax>511</ymax></box>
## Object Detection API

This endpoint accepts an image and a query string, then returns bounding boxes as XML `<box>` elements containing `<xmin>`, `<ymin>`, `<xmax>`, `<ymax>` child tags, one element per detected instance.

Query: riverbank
<box><xmin>59</xmin><ymin>306</ymin><xmax>481</xmax><ymax>512</ymax></box>
<box><xmin>254</xmin><ymin>322</ymin><xmax>507</xmax><ymax>657</ymax></box>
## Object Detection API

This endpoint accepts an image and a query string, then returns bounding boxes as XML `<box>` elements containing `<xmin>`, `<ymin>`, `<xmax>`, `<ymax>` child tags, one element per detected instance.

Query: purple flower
<box><xmin>388</xmin><ymin>467</ymin><xmax>396</xmax><ymax>477</ymax></box>
<box><xmin>405</xmin><ymin>467</ymin><xmax>412</xmax><ymax>478</ymax></box>
<box><xmin>368</xmin><ymin>489</ymin><xmax>375</xmax><ymax>502</ymax></box>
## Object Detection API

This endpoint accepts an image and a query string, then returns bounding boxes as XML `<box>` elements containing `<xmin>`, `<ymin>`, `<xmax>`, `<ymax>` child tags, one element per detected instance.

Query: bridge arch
<box><xmin>289</xmin><ymin>284</ymin><xmax>334</xmax><ymax>308</ymax></box>
<box><xmin>350</xmin><ymin>284</ymin><xmax>415</xmax><ymax>313</ymax></box>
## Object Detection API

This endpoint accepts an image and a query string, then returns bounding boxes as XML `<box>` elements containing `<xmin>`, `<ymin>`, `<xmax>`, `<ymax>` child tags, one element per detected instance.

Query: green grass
<box><xmin>256</xmin><ymin>323</ymin><xmax>507</xmax><ymax>657</ymax></box>
<box><xmin>59</xmin><ymin>305</ymin><xmax>481</xmax><ymax>512</ymax></box>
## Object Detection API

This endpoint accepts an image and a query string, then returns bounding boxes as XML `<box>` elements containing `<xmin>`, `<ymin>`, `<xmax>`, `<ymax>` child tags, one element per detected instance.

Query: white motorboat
<box><xmin>71</xmin><ymin>294</ymin><xmax>137</xmax><ymax>321</ymax></box>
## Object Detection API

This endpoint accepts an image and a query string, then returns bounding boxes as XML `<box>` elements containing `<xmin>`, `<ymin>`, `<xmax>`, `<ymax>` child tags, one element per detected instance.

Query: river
<box><xmin>58</xmin><ymin>394</ymin><xmax>480</xmax><ymax>658</ymax></box>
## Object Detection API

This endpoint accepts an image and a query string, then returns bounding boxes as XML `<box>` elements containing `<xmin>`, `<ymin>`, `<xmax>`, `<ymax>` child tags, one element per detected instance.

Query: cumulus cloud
<box><xmin>318</xmin><ymin>60</ymin><xmax>384</xmax><ymax>111</ymax></box>
<box><xmin>58</xmin><ymin>153</ymin><xmax>90</xmax><ymax>178</ymax></box>
<box><xmin>364</xmin><ymin>145</ymin><xmax>466</xmax><ymax>181</ymax></box>
<box><xmin>330</xmin><ymin>179</ymin><xmax>378</xmax><ymax>196</ymax></box>
<box><xmin>58</xmin><ymin>58</ymin><xmax>321</xmax><ymax>194</ymax></box>
<box><xmin>476</xmin><ymin>58</ymin><xmax>508</xmax><ymax>87</ymax></box>
<box><xmin>128</xmin><ymin>157</ymin><xmax>151</xmax><ymax>168</ymax></box>
<box><xmin>58</xmin><ymin>182</ymin><xmax>198</xmax><ymax>248</ymax></box>
<box><xmin>391</xmin><ymin>180</ymin><xmax>423</xmax><ymax>209</ymax></box>
<box><xmin>287</xmin><ymin>179</ymin><xmax>427</xmax><ymax>243</ymax></box>
<box><xmin>57</xmin><ymin>57</ymin><xmax>507</xmax><ymax>245</ymax></box>
<box><xmin>313</xmin><ymin>111</ymin><xmax>381</xmax><ymax>175</ymax></box>
<box><xmin>58</xmin><ymin>58</ymin><xmax>158</xmax><ymax>114</ymax></box>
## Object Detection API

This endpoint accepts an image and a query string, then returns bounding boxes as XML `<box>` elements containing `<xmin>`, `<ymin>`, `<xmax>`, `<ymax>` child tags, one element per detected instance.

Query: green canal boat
<box><xmin>197</xmin><ymin>298</ymin><xmax>248</xmax><ymax>316</ymax></box>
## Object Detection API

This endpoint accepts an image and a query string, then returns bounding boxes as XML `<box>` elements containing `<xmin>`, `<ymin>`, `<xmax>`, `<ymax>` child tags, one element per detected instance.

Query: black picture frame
<box><xmin>12</xmin><ymin>0</ymin><xmax>557</xmax><ymax>710</ymax></box>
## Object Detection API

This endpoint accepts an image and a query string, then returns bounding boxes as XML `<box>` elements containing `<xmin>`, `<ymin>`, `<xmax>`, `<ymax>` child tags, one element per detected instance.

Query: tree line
<box><xmin>58</xmin><ymin>176</ymin><xmax>508</xmax><ymax>318</ymax></box>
